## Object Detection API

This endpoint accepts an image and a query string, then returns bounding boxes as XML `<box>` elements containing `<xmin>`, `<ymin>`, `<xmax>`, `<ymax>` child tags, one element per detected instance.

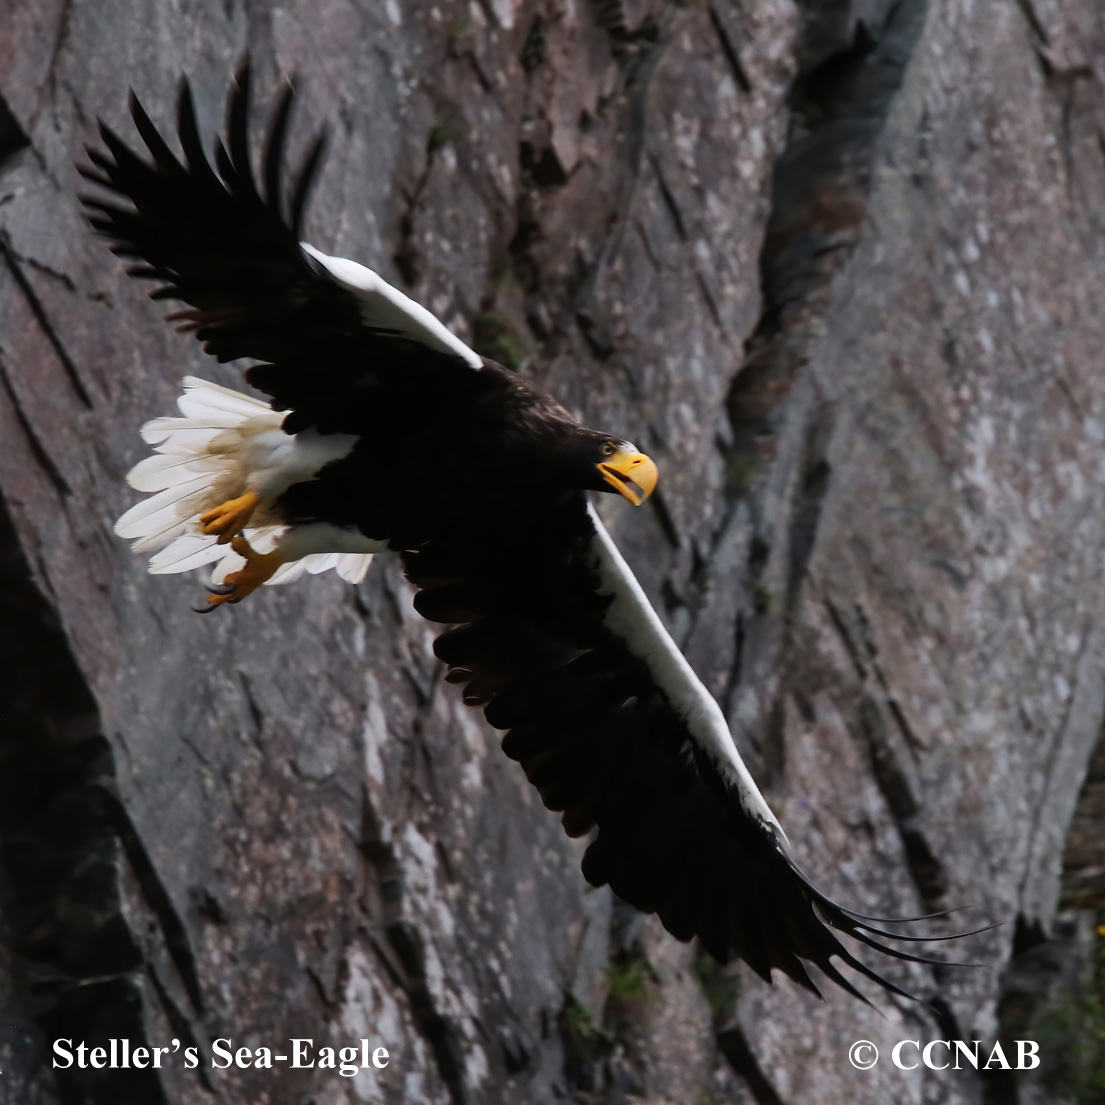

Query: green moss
<box><xmin>725</xmin><ymin>447</ymin><xmax>761</xmax><ymax>494</ymax></box>
<box><xmin>752</xmin><ymin>583</ymin><xmax>772</xmax><ymax>614</ymax></box>
<box><xmin>791</xmin><ymin>99</ymin><xmax>825</xmax><ymax>126</ymax></box>
<box><xmin>559</xmin><ymin>995</ymin><xmax>611</xmax><ymax>1045</ymax></box>
<box><xmin>1030</xmin><ymin>916</ymin><xmax>1105</xmax><ymax>1103</ymax></box>
<box><xmin>472</xmin><ymin>311</ymin><xmax>527</xmax><ymax>371</ymax></box>
<box><xmin>447</xmin><ymin>17</ymin><xmax>472</xmax><ymax>45</ymax></box>
<box><xmin>1035</xmin><ymin>991</ymin><xmax>1105</xmax><ymax>1103</ymax></box>
<box><xmin>693</xmin><ymin>952</ymin><xmax>741</xmax><ymax>1021</ymax></box>
<box><xmin>428</xmin><ymin>110</ymin><xmax>467</xmax><ymax>153</ymax></box>
<box><xmin>606</xmin><ymin>956</ymin><xmax>657</xmax><ymax>1005</ymax></box>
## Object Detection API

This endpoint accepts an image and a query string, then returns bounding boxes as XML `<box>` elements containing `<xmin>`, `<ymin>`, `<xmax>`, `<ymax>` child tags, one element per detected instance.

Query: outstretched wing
<box><xmin>79</xmin><ymin>61</ymin><xmax>483</xmax><ymax>435</ymax></box>
<box><xmin>405</xmin><ymin>497</ymin><xmax>978</xmax><ymax>1000</ymax></box>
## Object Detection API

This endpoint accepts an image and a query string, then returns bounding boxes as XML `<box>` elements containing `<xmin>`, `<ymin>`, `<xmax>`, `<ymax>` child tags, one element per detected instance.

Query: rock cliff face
<box><xmin>1</xmin><ymin>1</ymin><xmax>1104</xmax><ymax>1103</ymax></box>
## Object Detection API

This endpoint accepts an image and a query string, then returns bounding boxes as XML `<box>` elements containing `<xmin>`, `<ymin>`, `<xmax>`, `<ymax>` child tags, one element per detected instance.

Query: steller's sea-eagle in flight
<box><xmin>81</xmin><ymin>64</ymin><xmax>973</xmax><ymax>1002</ymax></box>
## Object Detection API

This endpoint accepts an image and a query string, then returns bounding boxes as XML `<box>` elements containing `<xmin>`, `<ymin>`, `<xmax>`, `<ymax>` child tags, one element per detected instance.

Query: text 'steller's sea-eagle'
<box><xmin>81</xmin><ymin>64</ymin><xmax>978</xmax><ymax>1002</ymax></box>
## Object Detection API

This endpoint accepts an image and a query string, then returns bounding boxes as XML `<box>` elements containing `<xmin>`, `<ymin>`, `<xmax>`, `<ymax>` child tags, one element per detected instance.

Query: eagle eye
<box><xmin>600</xmin><ymin>441</ymin><xmax>617</xmax><ymax>457</ymax></box>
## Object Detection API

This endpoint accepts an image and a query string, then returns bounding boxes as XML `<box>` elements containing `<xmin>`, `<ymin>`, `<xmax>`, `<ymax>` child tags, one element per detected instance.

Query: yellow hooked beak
<box><xmin>599</xmin><ymin>449</ymin><xmax>659</xmax><ymax>506</ymax></box>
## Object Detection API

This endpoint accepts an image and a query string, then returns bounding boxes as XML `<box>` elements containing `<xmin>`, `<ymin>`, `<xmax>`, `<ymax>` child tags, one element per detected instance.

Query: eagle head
<box><xmin>570</xmin><ymin>432</ymin><xmax>658</xmax><ymax>506</ymax></box>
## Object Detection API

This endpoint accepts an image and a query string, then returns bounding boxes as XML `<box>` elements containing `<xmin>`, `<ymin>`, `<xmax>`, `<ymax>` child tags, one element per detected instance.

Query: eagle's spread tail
<box><xmin>113</xmin><ymin>377</ymin><xmax>374</xmax><ymax>588</ymax></box>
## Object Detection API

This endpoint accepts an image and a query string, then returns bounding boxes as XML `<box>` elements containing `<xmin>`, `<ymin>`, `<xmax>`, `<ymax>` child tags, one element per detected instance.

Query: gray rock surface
<box><xmin>1</xmin><ymin>1</ymin><xmax>1103</xmax><ymax>1102</ymax></box>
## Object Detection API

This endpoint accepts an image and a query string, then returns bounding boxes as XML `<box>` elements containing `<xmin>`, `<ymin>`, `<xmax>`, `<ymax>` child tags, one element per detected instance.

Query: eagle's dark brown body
<box><xmin>270</xmin><ymin>351</ymin><xmax>620</xmax><ymax>551</ymax></box>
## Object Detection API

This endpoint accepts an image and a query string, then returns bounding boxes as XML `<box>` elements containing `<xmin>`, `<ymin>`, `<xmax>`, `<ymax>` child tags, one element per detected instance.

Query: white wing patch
<box><xmin>586</xmin><ymin>504</ymin><xmax>786</xmax><ymax>845</ymax></box>
<box><xmin>301</xmin><ymin>243</ymin><xmax>483</xmax><ymax>369</ymax></box>
<box><xmin>114</xmin><ymin>377</ymin><xmax>376</xmax><ymax>586</ymax></box>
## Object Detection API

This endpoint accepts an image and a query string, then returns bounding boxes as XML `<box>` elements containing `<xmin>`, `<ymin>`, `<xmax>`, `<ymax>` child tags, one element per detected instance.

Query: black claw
<box><xmin>207</xmin><ymin>582</ymin><xmax>237</xmax><ymax>596</ymax></box>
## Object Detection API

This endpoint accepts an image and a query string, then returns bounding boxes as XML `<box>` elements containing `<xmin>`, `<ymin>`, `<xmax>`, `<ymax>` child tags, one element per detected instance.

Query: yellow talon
<box><xmin>200</xmin><ymin>490</ymin><xmax>260</xmax><ymax>544</ymax></box>
<box><xmin>204</xmin><ymin>535</ymin><xmax>284</xmax><ymax>609</ymax></box>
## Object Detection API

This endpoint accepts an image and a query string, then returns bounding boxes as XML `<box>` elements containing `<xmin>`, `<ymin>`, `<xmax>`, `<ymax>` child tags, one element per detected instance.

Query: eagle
<box><xmin>81</xmin><ymin>64</ymin><xmax>972</xmax><ymax>1002</ymax></box>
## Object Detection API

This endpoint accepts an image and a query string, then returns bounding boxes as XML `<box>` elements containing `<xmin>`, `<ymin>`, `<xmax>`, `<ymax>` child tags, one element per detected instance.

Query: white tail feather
<box><xmin>177</xmin><ymin>376</ymin><xmax>271</xmax><ymax>417</ymax></box>
<box><xmin>261</xmin><ymin>551</ymin><xmax>373</xmax><ymax>586</ymax></box>
<box><xmin>115</xmin><ymin>476</ymin><xmax>213</xmax><ymax>537</ymax></box>
<box><xmin>141</xmin><ymin>417</ymin><xmax>236</xmax><ymax>440</ymax></box>
<box><xmin>148</xmin><ymin>534</ymin><xmax>230</xmax><ymax>574</ymax></box>
<box><xmin>129</xmin><ymin>499</ymin><xmax>212</xmax><ymax>553</ymax></box>
<box><xmin>116</xmin><ymin>379</ymin><xmax>375</xmax><ymax>591</ymax></box>
<box><xmin>172</xmin><ymin>401</ymin><xmax>251</xmax><ymax>426</ymax></box>
<box><xmin>126</xmin><ymin>452</ymin><xmax>223</xmax><ymax>491</ymax></box>
<box><xmin>268</xmin><ymin>559</ymin><xmax>308</xmax><ymax>585</ymax></box>
<box><xmin>336</xmin><ymin>554</ymin><xmax>373</xmax><ymax>584</ymax></box>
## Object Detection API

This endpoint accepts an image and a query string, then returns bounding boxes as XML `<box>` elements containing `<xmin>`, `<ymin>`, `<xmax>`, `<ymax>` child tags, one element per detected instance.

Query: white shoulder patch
<box><xmin>586</xmin><ymin>504</ymin><xmax>787</xmax><ymax>845</ymax></box>
<box><xmin>301</xmin><ymin>243</ymin><xmax>483</xmax><ymax>369</ymax></box>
